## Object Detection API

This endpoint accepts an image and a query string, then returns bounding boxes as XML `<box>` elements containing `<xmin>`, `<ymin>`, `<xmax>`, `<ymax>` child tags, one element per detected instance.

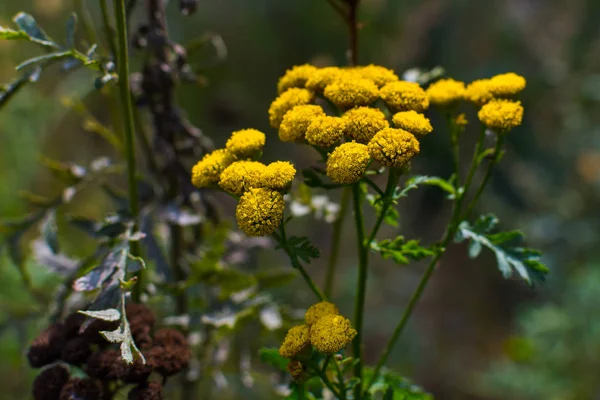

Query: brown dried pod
<box><xmin>32</xmin><ymin>365</ymin><xmax>69</xmax><ymax>400</ymax></box>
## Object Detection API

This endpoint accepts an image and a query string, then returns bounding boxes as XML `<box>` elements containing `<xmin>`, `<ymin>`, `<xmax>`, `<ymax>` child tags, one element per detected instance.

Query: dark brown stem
<box><xmin>348</xmin><ymin>0</ymin><xmax>360</xmax><ymax>65</ymax></box>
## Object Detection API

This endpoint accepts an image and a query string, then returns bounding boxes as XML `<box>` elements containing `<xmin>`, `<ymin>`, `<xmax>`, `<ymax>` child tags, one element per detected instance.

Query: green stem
<box><xmin>113</xmin><ymin>0</ymin><xmax>142</xmax><ymax>296</ymax></box>
<box><xmin>332</xmin><ymin>357</ymin><xmax>347</xmax><ymax>399</ymax></box>
<box><xmin>448</xmin><ymin>115</ymin><xmax>461</xmax><ymax>183</ymax></box>
<box><xmin>102</xmin><ymin>0</ymin><xmax>118</xmax><ymax>58</ymax></box>
<box><xmin>324</xmin><ymin>187</ymin><xmax>350</xmax><ymax>298</ymax></box>
<box><xmin>74</xmin><ymin>0</ymin><xmax>99</xmax><ymax>47</ymax></box>
<box><xmin>275</xmin><ymin>225</ymin><xmax>325</xmax><ymax>301</ymax></box>
<box><xmin>364</xmin><ymin>127</ymin><xmax>494</xmax><ymax>393</ymax></box>
<box><xmin>366</xmin><ymin>168</ymin><xmax>401</xmax><ymax>246</ymax></box>
<box><xmin>351</xmin><ymin>183</ymin><xmax>368</xmax><ymax>400</ymax></box>
<box><xmin>311</xmin><ymin>365</ymin><xmax>341</xmax><ymax>398</ymax></box>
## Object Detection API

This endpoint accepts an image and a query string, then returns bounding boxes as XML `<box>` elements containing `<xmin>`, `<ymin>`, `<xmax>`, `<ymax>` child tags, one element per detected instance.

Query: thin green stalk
<box><xmin>332</xmin><ymin>357</ymin><xmax>347</xmax><ymax>399</ymax></box>
<box><xmin>364</xmin><ymin>128</ymin><xmax>494</xmax><ymax>393</ymax></box>
<box><xmin>102</xmin><ymin>0</ymin><xmax>118</xmax><ymax>58</ymax></box>
<box><xmin>311</xmin><ymin>365</ymin><xmax>342</xmax><ymax>398</ymax></box>
<box><xmin>366</xmin><ymin>168</ymin><xmax>401</xmax><ymax>246</ymax></box>
<box><xmin>351</xmin><ymin>183</ymin><xmax>368</xmax><ymax>400</ymax></box>
<box><xmin>276</xmin><ymin>225</ymin><xmax>325</xmax><ymax>301</ymax></box>
<box><xmin>113</xmin><ymin>0</ymin><xmax>141</xmax><ymax>296</ymax></box>
<box><xmin>324</xmin><ymin>187</ymin><xmax>350</xmax><ymax>298</ymax></box>
<box><xmin>448</xmin><ymin>116</ymin><xmax>461</xmax><ymax>183</ymax></box>
<box><xmin>462</xmin><ymin>135</ymin><xmax>505</xmax><ymax>220</ymax></box>
<box><xmin>74</xmin><ymin>0</ymin><xmax>99</xmax><ymax>46</ymax></box>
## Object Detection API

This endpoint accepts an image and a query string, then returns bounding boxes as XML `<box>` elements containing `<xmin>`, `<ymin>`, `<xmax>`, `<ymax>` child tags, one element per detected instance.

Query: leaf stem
<box><xmin>351</xmin><ymin>182</ymin><xmax>368</xmax><ymax>400</ymax></box>
<box><xmin>366</xmin><ymin>168</ymin><xmax>401</xmax><ymax>246</ymax></box>
<box><xmin>447</xmin><ymin>114</ymin><xmax>461</xmax><ymax>183</ymax></box>
<box><xmin>324</xmin><ymin>187</ymin><xmax>350</xmax><ymax>298</ymax></box>
<box><xmin>113</xmin><ymin>0</ymin><xmax>142</xmax><ymax>297</ymax></box>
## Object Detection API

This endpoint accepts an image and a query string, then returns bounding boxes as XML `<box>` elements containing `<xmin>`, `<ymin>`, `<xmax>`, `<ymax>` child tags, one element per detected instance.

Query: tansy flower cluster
<box><xmin>191</xmin><ymin>129</ymin><xmax>296</xmax><ymax>236</ymax></box>
<box><xmin>279</xmin><ymin>301</ymin><xmax>356</xmax><ymax>381</ymax></box>
<box><xmin>269</xmin><ymin>64</ymin><xmax>432</xmax><ymax>185</ymax></box>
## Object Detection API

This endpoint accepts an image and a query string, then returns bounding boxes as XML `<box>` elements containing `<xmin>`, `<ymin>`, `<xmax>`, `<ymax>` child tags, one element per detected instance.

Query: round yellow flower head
<box><xmin>278</xmin><ymin>105</ymin><xmax>325</xmax><ymax>143</ymax></box>
<box><xmin>191</xmin><ymin>149</ymin><xmax>235</xmax><ymax>188</ymax></box>
<box><xmin>343</xmin><ymin>107</ymin><xmax>389</xmax><ymax>144</ymax></box>
<box><xmin>269</xmin><ymin>88</ymin><xmax>315</xmax><ymax>129</ymax></box>
<box><xmin>262</xmin><ymin>161</ymin><xmax>296</xmax><ymax>190</ymax></box>
<box><xmin>236</xmin><ymin>188</ymin><xmax>285</xmax><ymax>236</ymax></box>
<box><xmin>287</xmin><ymin>360</ymin><xmax>309</xmax><ymax>383</ymax></box>
<box><xmin>477</xmin><ymin>99</ymin><xmax>524</xmax><ymax>131</ymax></box>
<box><xmin>324</xmin><ymin>78</ymin><xmax>379</xmax><ymax>109</ymax></box>
<box><xmin>219</xmin><ymin>161</ymin><xmax>266</xmax><ymax>196</ymax></box>
<box><xmin>279</xmin><ymin>324</ymin><xmax>311</xmax><ymax>358</ymax></box>
<box><xmin>225</xmin><ymin>129</ymin><xmax>266</xmax><ymax>159</ymax></box>
<box><xmin>380</xmin><ymin>81</ymin><xmax>429</xmax><ymax>112</ymax></box>
<box><xmin>306</xmin><ymin>116</ymin><xmax>347</xmax><ymax>147</ymax></box>
<box><xmin>277</xmin><ymin>64</ymin><xmax>319</xmax><ymax>94</ymax></box>
<box><xmin>357</xmin><ymin>65</ymin><xmax>399</xmax><ymax>88</ymax></box>
<box><xmin>326</xmin><ymin>142</ymin><xmax>370</xmax><ymax>184</ymax></box>
<box><xmin>426</xmin><ymin>78</ymin><xmax>465</xmax><ymax>106</ymax></box>
<box><xmin>305</xmin><ymin>301</ymin><xmax>340</xmax><ymax>326</ymax></box>
<box><xmin>465</xmin><ymin>79</ymin><xmax>493</xmax><ymax>107</ymax></box>
<box><xmin>306</xmin><ymin>66</ymin><xmax>343</xmax><ymax>93</ymax></box>
<box><xmin>368</xmin><ymin>128</ymin><xmax>420</xmax><ymax>168</ymax></box>
<box><xmin>392</xmin><ymin>110</ymin><xmax>433</xmax><ymax>138</ymax></box>
<box><xmin>310</xmin><ymin>315</ymin><xmax>357</xmax><ymax>354</ymax></box>
<box><xmin>455</xmin><ymin>113</ymin><xmax>468</xmax><ymax>126</ymax></box>
<box><xmin>488</xmin><ymin>72</ymin><xmax>526</xmax><ymax>97</ymax></box>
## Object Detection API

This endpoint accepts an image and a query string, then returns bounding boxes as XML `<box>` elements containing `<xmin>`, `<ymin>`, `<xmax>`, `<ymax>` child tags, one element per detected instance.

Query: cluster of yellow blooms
<box><xmin>279</xmin><ymin>301</ymin><xmax>357</xmax><ymax>381</ymax></box>
<box><xmin>191</xmin><ymin>129</ymin><xmax>296</xmax><ymax>236</ymax></box>
<box><xmin>268</xmin><ymin>64</ymin><xmax>525</xmax><ymax>187</ymax></box>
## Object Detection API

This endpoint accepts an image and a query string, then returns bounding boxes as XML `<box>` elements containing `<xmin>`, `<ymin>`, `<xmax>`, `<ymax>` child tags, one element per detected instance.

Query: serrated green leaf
<box><xmin>79</xmin><ymin>308</ymin><xmax>121</xmax><ymax>321</ymax></box>
<box><xmin>13</xmin><ymin>12</ymin><xmax>58</xmax><ymax>48</ymax></box>
<box><xmin>370</xmin><ymin>236</ymin><xmax>436</xmax><ymax>265</ymax></box>
<box><xmin>455</xmin><ymin>214</ymin><xmax>549</xmax><ymax>285</ymax></box>
<box><xmin>395</xmin><ymin>175</ymin><xmax>456</xmax><ymax>200</ymax></box>
<box><xmin>259</xmin><ymin>347</ymin><xmax>288</xmax><ymax>371</ymax></box>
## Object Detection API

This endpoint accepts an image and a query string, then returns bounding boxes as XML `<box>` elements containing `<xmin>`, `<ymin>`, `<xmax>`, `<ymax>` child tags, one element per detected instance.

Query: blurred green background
<box><xmin>1</xmin><ymin>0</ymin><xmax>600</xmax><ymax>399</ymax></box>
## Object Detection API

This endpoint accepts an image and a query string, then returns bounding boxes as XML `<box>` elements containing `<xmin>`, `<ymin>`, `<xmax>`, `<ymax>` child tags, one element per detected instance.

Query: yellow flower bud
<box><xmin>380</xmin><ymin>81</ymin><xmax>429</xmax><ymax>112</ymax></box>
<box><xmin>305</xmin><ymin>301</ymin><xmax>340</xmax><ymax>326</ymax></box>
<box><xmin>225</xmin><ymin>129</ymin><xmax>266</xmax><ymax>159</ymax></box>
<box><xmin>278</xmin><ymin>105</ymin><xmax>325</xmax><ymax>143</ymax></box>
<box><xmin>343</xmin><ymin>107</ymin><xmax>389</xmax><ymax>144</ymax></box>
<box><xmin>219</xmin><ymin>161</ymin><xmax>266</xmax><ymax>196</ymax></box>
<box><xmin>279</xmin><ymin>325</ymin><xmax>311</xmax><ymax>358</ymax></box>
<box><xmin>310</xmin><ymin>315</ymin><xmax>357</xmax><ymax>354</ymax></box>
<box><xmin>426</xmin><ymin>78</ymin><xmax>465</xmax><ymax>106</ymax></box>
<box><xmin>306</xmin><ymin>116</ymin><xmax>346</xmax><ymax>147</ymax></box>
<box><xmin>392</xmin><ymin>110</ymin><xmax>433</xmax><ymax>138</ymax></box>
<box><xmin>287</xmin><ymin>360</ymin><xmax>309</xmax><ymax>383</ymax></box>
<box><xmin>236</xmin><ymin>188</ymin><xmax>285</xmax><ymax>236</ymax></box>
<box><xmin>324</xmin><ymin>78</ymin><xmax>379</xmax><ymax>109</ymax></box>
<box><xmin>268</xmin><ymin>88</ymin><xmax>315</xmax><ymax>129</ymax></box>
<box><xmin>262</xmin><ymin>161</ymin><xmax>296</xmax><ymax>190</ymax></box>
<box><xmin>277</xmin><ymin>64</ymin><xmax>319</xmax><ymax>94</ymax></box>
<box><xmin>477</xmin><ymin>99</ymin><xmax>524</xmax><ymax>131</ymax></box>
<box><xmin>306</xmin><ymin>67</ymin><xmax>344</xmax><ymax>93</ymax></box>
<box><xmin>488</xmin><ymin>72</ymin><xmax>526</xmax><ymax>97</ymax></box>
<box><xmin>465</xmin><ymin>79</ymin><xmax>493</xmax><ymax>107</ymax></box>
<box><xmin>326</xmin><ymin>142</ymin><xmax>370</xmax><ymax>184</ymax></box>
<box><xmin>368</xmin><ymin>128</ymin><xmax>420</xmax><ymax>168</ymax></box>
<box><xmin>191</xmin><ymin>149</ymin><xmax>234</xmax><ymax>188</ymax></box>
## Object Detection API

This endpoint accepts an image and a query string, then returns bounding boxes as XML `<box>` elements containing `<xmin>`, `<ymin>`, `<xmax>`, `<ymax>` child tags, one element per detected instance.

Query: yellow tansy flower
<box><xmin>277</xmin><ymin>64</ymin><xmax>319</xmax><ymax>94</ymax></box>
<box><xmin>306</xmin><ymin>66</ymin><xmax>343</xmax><ymax>93</ymax></box>
<box><xmin>324</xmin><ymin>78</ymin><xmax>379</xmax><ymax>109</ymax></box>
<box><xmin>305</xmin><ymin>116</ymin><xmax>346</xmax><ymax>147</ymax></box>
<box><xmin>368</xmin><ymin>128</ymin><xmax>420</xmax><ymax>168</ymax></box>
<box><xmin>380</xmin><ymin>81</ymin><xmax>429</xmax><ymax>112</ymax></box>
<box><xmin>343</xmin><ymin>107</ymin><xmax>389</xmax><ymax>144</ymax></box>
<box><xmin>357</xmin><ymin>64</ymin><xmax>399</xmax><ymax>88</ymax></box>
<box><xmin>225</xmin><ymin>129</ymin><xmax>266</xmax><ymax>159</ymax></box>
<box><xmin>268</xmin><ymin>88</ymin><xmax>315</xmax><ymax>129</ymax></box>
<box><xmin>391</xmin><ymin>110</ymin><xmax>433</xmax><ymax>138</ymax></box>
<box><xmin>278</xmin><ymin>105</ymin><xmax>325</xmax><ymax>143</ymax></box>
<box><xmin>465</xmin><ymin>79</ymin><xmax>493</xmax><ymax>107</ymax></box>
<box><xmin>305</xmin><ymin>301</ymin><xmax>340</xmax><ymax>326</ymax></box>
<box><xmin>279</xmin><ymin>324</ymin><xmax>311</xmax><ymax>358</ymax></box>
<box><xmin>426</xmin><ymin>78</ymin><xmax>465</xmax><ymax>106</ymax></box>
<box><xmin>236</xmin><ymin>188</ymin><xmax>285</xmax><ymax>236</ymax></box>
<box><xmin>191</xmin><ymin>149</ymin><xmax>235</xmax><ymax>188</ymax></box>
<box><xmin>488</xmin><ymin>72</ymin><xmax>526</xmax><ymax>97</ymax></box>
<box><xmin>219</xmin><ymin>161</ymin><xmax>266</xmax><ymax>196</ymax></box>
<box><xmin>262</xmin><ymin>161</ymin><xmax>296</xmax><ymax>190</ymax></box>
<box><xmin>310</xmin><ymin>315</ymin><xmax>357</xmax><ymax>354</ymax></box>
<box><xmin>477</xmin><ymin>99</ymin><xmax>524</xmax><ymax>131</ymax></box>
<box><xmin>326</xmin><ymin>142</ymin><xmax>371</xmax><ymax>184</ymax></box>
